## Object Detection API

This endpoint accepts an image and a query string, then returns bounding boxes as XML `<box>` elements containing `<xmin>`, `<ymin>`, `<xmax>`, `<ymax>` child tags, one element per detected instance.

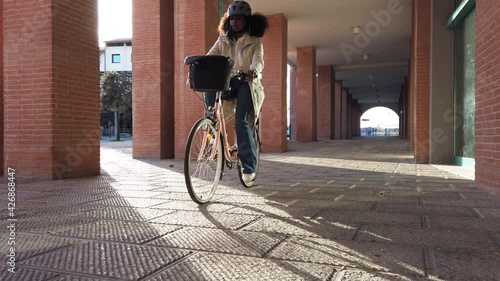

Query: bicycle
<box><xmin>183</xmin><ymin>55</ymin><xmax>261</xmax><ymax>204</ymax></box>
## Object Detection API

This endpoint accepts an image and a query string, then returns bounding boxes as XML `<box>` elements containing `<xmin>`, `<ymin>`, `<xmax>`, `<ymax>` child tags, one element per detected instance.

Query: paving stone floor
<box><xmin>1</xmin><ymin>137</ymin><xmax>499</xmax><ymax>281</ymax></box>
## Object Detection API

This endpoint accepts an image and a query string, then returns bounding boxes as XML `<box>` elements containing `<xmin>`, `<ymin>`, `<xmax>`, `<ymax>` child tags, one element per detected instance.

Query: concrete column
<box><xmin>296</xmin><ymin>46</ymin><xmax>317</xmax><ymax>142</ymax></box>
<box><xmin>411</xmin><ymin>0</ymin><xmax>431</xmax><ymax>163</ymax></box>
<box><xmin>430</xmin><ymin>0</ymin><xmax>454</xmax><ymax>164</ymax></box>
<box><xmin>317</xmin><ymin>65</ymin><xmax>333</xmax><ymax>140</ymax></box>
<box><xmin>341</xmin><ymin>88</ymin><xmax>348</xmax><ymax>139</ymax></box>
<box><xmin>133</xmin><ymin>0</ymin><xmax>175</xmax><ymax>159</ymax></box>
<box><xmin>3</xmin><ymin>0</ymin><xmax>100</xmax><ymax>179</ymax></box>
<box><xmin>333</xmin><ymin>80</ymin><xmax>342</xmax><ymax>139</ymax></box>
<box><xmin>261</xmin><ymin>13</ymin><xmax>288</xmax><ymax>152</ymax></box>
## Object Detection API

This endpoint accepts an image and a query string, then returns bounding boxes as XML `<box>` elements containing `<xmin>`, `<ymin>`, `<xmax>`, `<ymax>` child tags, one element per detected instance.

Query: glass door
<box><xmin>453</xmin><ymin>8</ymin><xmax>476</xmax><ymax>165</ymax></box>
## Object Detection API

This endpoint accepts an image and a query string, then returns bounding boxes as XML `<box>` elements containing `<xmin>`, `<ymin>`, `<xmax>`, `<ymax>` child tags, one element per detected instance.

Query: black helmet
<box><xmin>227</xmin><ymin>1</ymin><xmax>252</xmax><ymax>17</ymax></box>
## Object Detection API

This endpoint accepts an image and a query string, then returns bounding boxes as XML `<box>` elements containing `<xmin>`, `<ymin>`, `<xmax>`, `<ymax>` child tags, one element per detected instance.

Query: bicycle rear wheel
<box><xmin>238</xmin><ymin>126</ymin><xmax>260</xmax><ymax>188</ymax></box>
<box><xmin>184</xmin><ymin>118</ymin><xmax>223</xmax><ymax>203</ymax></box>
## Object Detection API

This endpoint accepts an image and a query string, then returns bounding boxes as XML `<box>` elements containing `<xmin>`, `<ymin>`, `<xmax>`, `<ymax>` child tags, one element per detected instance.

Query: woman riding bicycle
<box><xmin>205</xmin><ymin>1</ymin><xmax>269</xmax><ymax>185</ymax></box>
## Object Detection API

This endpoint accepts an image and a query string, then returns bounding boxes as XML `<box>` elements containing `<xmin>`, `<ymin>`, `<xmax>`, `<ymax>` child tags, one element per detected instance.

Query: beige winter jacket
<box><xmin>207</xmin><ymin>33</ymin><xmax>265</xmax><ymax>126</ymax></box>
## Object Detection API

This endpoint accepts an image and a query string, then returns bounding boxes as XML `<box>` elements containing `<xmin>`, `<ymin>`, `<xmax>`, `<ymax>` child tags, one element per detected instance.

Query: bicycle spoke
<box><xmin>184</xmin><ymin>118</ymin><xmax>222</xmax><ymax>203</ymax></box>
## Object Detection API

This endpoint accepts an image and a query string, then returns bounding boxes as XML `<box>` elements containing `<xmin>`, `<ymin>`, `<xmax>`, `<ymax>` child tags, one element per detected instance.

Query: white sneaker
<box><xmin>242</xmin><ymin>173</ymin><xmax>256</xmax><ymax>186</ymax></box>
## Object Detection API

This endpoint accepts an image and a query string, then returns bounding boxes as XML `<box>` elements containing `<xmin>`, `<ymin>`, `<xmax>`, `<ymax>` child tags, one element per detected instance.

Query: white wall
<box><xmin>100</xmin><ymin>44</ymin><xmax>132</xmax><ymax>72</ymax></box>
<box><xmin>99</xmin><ymin>53</ymin><xmax>106</xmax><ymax>72</ymax></box>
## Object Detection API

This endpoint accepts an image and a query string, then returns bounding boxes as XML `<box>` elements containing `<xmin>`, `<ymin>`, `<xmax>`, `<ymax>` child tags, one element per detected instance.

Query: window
<box><xmin>112</xmin><ymin>54</ymin><xmax>121</xmax><ymax>63</ymax></box>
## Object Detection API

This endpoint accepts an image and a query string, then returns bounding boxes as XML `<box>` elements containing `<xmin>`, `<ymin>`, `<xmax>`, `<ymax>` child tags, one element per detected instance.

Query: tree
<box><xmin>100</xmin><ymin>71</ymin><xmax>132</xmax><ymax>141</ymax></box>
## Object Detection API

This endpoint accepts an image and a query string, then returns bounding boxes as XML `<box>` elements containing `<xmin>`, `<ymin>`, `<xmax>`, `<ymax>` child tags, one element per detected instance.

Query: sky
<box><xmin>98</xmin><ymin>0</ymin><xmax>132</xmax><ymax>46</ymax></box>
<box><xmin>360</xmin><ymin>107</ymin><xmax>399</xmax><ymax>128</ymax></box>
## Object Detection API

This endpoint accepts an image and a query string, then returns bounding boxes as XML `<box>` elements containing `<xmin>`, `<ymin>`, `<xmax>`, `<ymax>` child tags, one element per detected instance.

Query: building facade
<box><xmin>99</xmin><ymin>38</ymin><xmax>133</xmax><ymax>139</ymax></box>
<box><xmin>0</xmin><ymin>0</ymin><xmax>498</xmax><ymax>193</ymax></box>
<box><xmin>99</xmin><ymin>38</ymin><xmax>133</xmax><ymax>73</ymax></box>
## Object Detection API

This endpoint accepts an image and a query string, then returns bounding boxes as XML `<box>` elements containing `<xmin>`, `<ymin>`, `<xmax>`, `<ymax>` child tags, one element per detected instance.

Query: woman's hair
<box><xmin>218</xmin><ymin>13</ymin><xmax>269</xmax><ymax>39</ymax></box>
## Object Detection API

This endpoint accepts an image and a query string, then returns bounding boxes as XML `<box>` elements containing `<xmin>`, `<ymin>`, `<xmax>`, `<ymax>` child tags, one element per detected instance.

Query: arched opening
<box><xmin>360</xmin><ymin>106</ymin><xmax>399</xmax><ymax>137</ymax></box>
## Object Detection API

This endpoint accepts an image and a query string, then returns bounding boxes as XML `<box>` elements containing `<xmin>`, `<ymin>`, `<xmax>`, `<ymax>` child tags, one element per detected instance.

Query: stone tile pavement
<box><xmin>1</xmin><ymin>138</ymin><xmax>499</xmax><ymax>280</ymax></box>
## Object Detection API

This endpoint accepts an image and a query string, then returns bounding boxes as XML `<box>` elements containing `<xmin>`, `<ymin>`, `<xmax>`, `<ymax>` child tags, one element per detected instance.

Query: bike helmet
<box><xmin>227</xmin><ymin>1</ymin><xmax>252</xmax><ymax>17</ymax></box>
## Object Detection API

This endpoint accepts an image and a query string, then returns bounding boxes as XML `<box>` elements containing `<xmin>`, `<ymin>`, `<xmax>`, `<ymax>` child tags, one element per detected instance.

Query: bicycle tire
<box><xmin>238</xmin><ymin>126</ymin><xmax>260</xmax><ymax>188</ymax></box>
<box><xmin>184</xmin><ymin>118</ymin><xmax>223</xmax><ymax>203</ymax></box>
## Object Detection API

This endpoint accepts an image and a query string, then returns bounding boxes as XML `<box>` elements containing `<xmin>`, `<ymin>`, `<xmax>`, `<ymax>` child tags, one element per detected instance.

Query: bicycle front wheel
<box><xmin>184</xmin><ymin>118</ymin><xmax>223</xmax><ymax>204</ymax></box>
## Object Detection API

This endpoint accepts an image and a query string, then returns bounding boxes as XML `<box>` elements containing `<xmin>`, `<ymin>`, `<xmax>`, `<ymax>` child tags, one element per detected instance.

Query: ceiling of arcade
<box><xmin>251</xmin><ymin>0</ymin><xmax>411</xmax><ymax>105</ymax></box>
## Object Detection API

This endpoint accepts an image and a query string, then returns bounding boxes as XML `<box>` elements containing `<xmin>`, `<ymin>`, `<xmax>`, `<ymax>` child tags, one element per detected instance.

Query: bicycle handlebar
<box><xmin>232</xmin><ymin>70</ymin><xmax>257</xmax><ymax>81</ymax></box>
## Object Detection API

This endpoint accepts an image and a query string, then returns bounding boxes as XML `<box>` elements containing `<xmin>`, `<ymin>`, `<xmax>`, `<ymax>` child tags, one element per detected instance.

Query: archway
<box><xmin>360</xmin><ymin>106</ymin><xmax>399</xmax><ymax>137</ymax></box>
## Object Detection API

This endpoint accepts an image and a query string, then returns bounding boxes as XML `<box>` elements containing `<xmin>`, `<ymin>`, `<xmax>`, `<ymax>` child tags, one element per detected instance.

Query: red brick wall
<box><xmin>411</xmin><ymin>0</ymin><xmax>431</xmax><ymax>163</ymax></box>
<box><xmin>0</xmin><ymin>1</ymin><xmax>3</xmax><ymax>177</ymax></box>
<box><xmin>52</xmin><ymin>0</ymin><xmax>100</xmax><ymax>178</ymax></box>
<box><xmin>341</xmin><ymin>88</ymin><xmax>348</xmax><ymax>139</ymax></box>
<box><xmin>261</xmin><ymin>13</ymin><xmax>288</xmax><ymax>152</ymax></box>
<box><xmin>174</xmin><ymin>0</ymin><xmax>221</xmax><ymax>158</ymax></box>
<box><xmin>347</xmin><ymin>94</ymin><xmax>352</xmax><ymax>139</ymax></box>
<box><xmin>334</xmin><ymin>80</ymin><xmax>342</xmax><ymax>139</ymax></box>
<box><xmin>351</xmin><ymin>99</ymin><xmax>360</xmax><ymax>137</ymax></box>
<box><xmin>409</xmin><ymin>1</ymin><xmax>415</xmax><ymax>151</ymax></box>
<box><xmin>296</xmin><ymin>46</ymin><xmax>317</xmax><ymax>142</ymax></box>
<box><xmin>317</xmin><ymin>65</ymin><xmax>332</xmax><ymax>140</ymax></box>
<box><xmin>400</xmin><ymin>77</ymin><xmax>409</xmax><ymax>140</ymax></box>
<box><xmin>3</xmin><ymin>0</ymin><xmax>99</xmax><ymax>179</ymax></box>
<box><xmin>3</xmin><ymin>0</ymin><xmax>52</xmax><ymax>178</ymax></box>
<box><xmin>289</xmin><ymin>67</ymin><xmax>297</xmax><ymax>141</ymax></box>
<box><xmin>475</xmin><ymin>0</ymin><xmax>500</xmax><ymax>192</ymax></box>
<box><xmin>132</xmin><ymin>0</ymin><xmax>175</xmax><ymax>159</ymax></box>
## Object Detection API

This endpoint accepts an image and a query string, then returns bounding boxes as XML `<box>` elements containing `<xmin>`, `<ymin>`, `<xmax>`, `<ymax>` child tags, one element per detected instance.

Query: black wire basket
<box><xmin>185</xmin><ymin>55</ymin><xmax>234</xmax><ymax>92</ymax></box>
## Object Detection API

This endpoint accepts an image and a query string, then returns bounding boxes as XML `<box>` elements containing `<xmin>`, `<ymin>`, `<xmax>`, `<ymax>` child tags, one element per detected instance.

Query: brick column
<box><xmin>404</xmin><ymin>76</ymin><xmax>409</xmax><ymax>139</ymax></box>
<box><xmin>351</xmin><ymin>99</ymin><xmax>360</xmax><ymax>137</ymax></box>
<box><xmin>333</xmin><ymin>80</ymin><xmax>342</xmax><ymax>139</ymax></box>
<box><xmin>399</xmin><ymin>83</ymin><xmax>406</xmax><ymax>139</ymax></box>
<box><xmin>0</xmin><ymin>1</ymin><xmax>3</xmax><ymax>177</ymax></box>
<box><xmin>409</xmin><ymin>2</ymin><xmax>415</xmax><ymax>151</ymax></box>
<box><xmin>132</xmin><ymin>0</ymin><xmax>175</xmax><ymax>159</ymax></box>
<box><xmin>173</xmin><ymin>0</ymin><xmax>225</xmax><ymax>158</ymax></box>
<box><xmin>317</xmin><ymin>65</ymin><xmax>333</xmax><ymax>140</ymax></box>
<box><xmin>261</xmin><ymin>13</ymin><xmax>288</xmax><ymax>152</ymax></box>
<box><xmin>411</xmin><ymin>0</ymin><xmax>431</xmax><ymax>163</ymax></box>
<box><xmin>289</xmin><ymin>67</ymin><xmax>297</xmax><ymax>141</ymax></box>
<box><xmin>296</xmin><ymin>46</ymin><xmax>317</xmax><ymax>142</ymax></box>
<box><xmin>341</xmin><ymin>88</ymin><xmax>348</xmax><ymax>139</ymax></box>
<box><xmin>475</xmin><ymin>0</ymin><xmax>500</xmax><ymax>193</ymax></box>
<box><xmin>3</xmin><ymin>0</ymin><xmax>99</xmax><ymax>179</ymax></box>
<box><xmin>347</xmin><ymin>94</ymin><xmax>352</xmax><ymax>139</ymax></box>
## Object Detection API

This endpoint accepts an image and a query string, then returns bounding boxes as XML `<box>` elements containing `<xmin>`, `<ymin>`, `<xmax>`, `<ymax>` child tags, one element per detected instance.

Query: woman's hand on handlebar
<box><xmin>247</xmin><ymin>70</ymin><xmax>257</xmax><ymax>83</ymax></box>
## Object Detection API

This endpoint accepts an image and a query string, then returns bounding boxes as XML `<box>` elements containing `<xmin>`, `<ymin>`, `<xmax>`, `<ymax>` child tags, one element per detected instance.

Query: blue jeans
<box><xmin>205</xmin><ymin>78</ymin><xmax>257</xmax><ymax>174</ymax></box>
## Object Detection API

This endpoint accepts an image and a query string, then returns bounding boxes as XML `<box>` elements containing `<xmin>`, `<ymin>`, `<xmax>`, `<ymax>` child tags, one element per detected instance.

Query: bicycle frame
<box><xmin>197</xmin><ymin>90</ymin><xmax>238</xmax><ymax>165</ymax></box>
<box><xmin>215</xmin><ymin>91</ymin><xmax>239</xmax><ymax>163</ymax></box>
